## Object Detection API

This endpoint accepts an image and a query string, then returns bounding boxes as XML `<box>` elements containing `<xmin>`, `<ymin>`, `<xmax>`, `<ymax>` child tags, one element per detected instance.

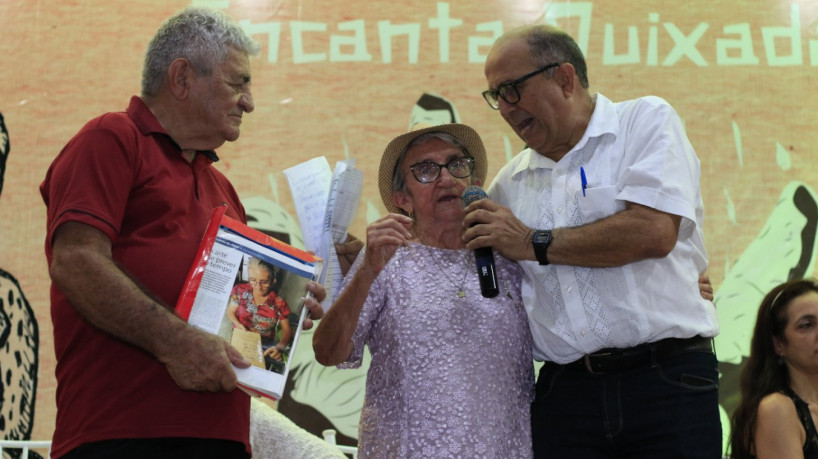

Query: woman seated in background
<box><xmin>227</xmin><ymin>256</ymin><xmax>292</xmax><ymax>369</ymax></box>
<box><xmin>730</xmin><ymin>278</ymin><xmax>818</xmax><ymax>458</ymax></box>
<box><xmin>312</xmin><ymin>123</ymin><xmax>534</xmax><ymax>458</ymax></box>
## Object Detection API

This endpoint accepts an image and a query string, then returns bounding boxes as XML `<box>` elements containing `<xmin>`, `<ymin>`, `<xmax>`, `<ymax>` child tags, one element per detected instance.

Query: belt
<box><xmin>555</xmin><ymin>336</ymin><xmax>714</xmax><ymax>374</ymax></box>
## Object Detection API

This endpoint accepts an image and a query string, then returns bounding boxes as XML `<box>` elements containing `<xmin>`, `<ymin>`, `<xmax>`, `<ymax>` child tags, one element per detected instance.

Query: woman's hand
<box><xmin>264</xmin><ymin>346</ymin><xmax>285</xmax><ymax>362</ymax></box>
<box><xmin>301</xmin><ymin>281</ymin><xmax>326</xmax><ymax>330</ymax></box>
<box><xmin>363</xmin><ymin>213</ymin><xmax>414</xmax><ymax>275</ymax></box>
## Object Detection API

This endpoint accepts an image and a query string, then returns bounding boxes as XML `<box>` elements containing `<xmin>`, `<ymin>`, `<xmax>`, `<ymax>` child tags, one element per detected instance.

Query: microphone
<box><xmin>462</xmin><ymin>186</ymin><xmax>499</xmax><ymax>298</ymax></box>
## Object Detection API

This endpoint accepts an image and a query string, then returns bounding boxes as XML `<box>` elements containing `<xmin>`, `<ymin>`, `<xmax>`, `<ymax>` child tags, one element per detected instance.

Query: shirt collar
<box><xmin>511</xmin><ymin>93</ymin><xmax>617</xmax><ymax>177</ymax></box>
<box><xmin>126</xmin><ymin>95</ymin><xmax>220</xmax><ymax>162</ymax></box>
<box><xmin>581</xmin><ymin>93</ymin><xmax>619</xmax><ymax>145</ymax></box>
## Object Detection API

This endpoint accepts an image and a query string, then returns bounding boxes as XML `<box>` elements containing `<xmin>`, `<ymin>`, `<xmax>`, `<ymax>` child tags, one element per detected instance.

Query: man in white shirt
<box><xmin>463</xmin><ymin>24</ymin><xmax>720</xmax><ymax>458</ymax></box>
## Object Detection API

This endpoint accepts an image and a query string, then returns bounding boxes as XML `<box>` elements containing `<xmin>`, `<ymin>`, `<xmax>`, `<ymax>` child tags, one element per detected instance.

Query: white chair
<box><xmin>249</xmin><ymin>398</ymin><xmax>348</xmax><ymax>458</ymax></box>
<box><xmin>0</xmin><ymin>440</ymin><xmax>52</xmax><ymax>458</ymax></box>
<box><xmin>321</xmin><ymin>429</ymin><xmax>358</xmax><ymax>459</ymax></box>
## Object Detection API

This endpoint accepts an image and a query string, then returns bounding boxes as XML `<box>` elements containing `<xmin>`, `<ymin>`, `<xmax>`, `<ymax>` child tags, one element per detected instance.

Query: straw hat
<box><xmin>377</xmin><ymin>123</ymin><xmax>488</xmax><ymax>214</ymax></box>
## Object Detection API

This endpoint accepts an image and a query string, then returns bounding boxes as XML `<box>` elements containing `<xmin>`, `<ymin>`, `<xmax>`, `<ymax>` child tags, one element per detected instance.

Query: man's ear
<box><xmin>166</xmin><ymin>58</ymin><xmax>193</xmax><ymax>99</ymax></box>
<box><xmin>555</xmin><ymin>63</ymin><xmax>576</xmax><ymax>96</ymax></box>
<box><xmin>472</xmin><ymin>178</ymin><xmax>484</xmax><ymax>188</ymax></box>
<box><xmin>392</xmin><ymin>191</ymin><xmax>412</xmax><ymax>216</ymax></box>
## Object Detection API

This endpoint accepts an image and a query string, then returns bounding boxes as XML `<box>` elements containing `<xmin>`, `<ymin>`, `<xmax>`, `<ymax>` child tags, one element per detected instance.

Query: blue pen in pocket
<box><xmin>580</xmin><ymin>167</ymin><xmax>587</xmax><ymax>197</ymax></box>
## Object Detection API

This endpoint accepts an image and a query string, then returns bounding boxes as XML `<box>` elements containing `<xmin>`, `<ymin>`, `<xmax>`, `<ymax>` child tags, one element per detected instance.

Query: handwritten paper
<box><xmin>285</xmin><ymin>157</ymin><xmax>363</xmax><ymax>308</ymax></box>
<box><xmin>283</xmin><ymin>157</ymin><xmax>333</xmax><ymax>254</ymax></box>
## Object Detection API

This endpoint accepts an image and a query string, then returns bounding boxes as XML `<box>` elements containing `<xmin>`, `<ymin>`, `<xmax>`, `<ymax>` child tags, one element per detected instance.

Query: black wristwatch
<box><xmin>532</xmin><ymin>230</ymin><xmax>553</xmax><ymax>265</ymax></box>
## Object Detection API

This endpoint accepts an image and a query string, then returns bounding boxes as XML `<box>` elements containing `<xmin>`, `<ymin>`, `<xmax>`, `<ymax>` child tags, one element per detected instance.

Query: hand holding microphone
<box><xmin>462</xmin><ymin>186</ymin><xmax>499</xmax><ymax>298</ymax></box>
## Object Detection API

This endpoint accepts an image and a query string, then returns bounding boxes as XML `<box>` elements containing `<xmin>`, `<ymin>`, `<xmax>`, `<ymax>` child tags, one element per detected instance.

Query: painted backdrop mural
<box><xmin>0</xmin><ymin>0</ymin><xmax>816</xmax><ymax>455</ymax></box>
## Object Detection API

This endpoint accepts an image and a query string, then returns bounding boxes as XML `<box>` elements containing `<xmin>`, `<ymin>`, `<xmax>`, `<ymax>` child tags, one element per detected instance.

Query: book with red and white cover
<box><xmin>176</xmin><ymin>205</ymin><xmax>323</xmax><ymax>400</ymax></box>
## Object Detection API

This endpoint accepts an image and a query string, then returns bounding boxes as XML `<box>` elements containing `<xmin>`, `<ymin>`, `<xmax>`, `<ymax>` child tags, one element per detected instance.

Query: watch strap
<box><xmin>532</xmin><ymin>230</ymin><xmax>552</xmax><ymax>265</ymax></box>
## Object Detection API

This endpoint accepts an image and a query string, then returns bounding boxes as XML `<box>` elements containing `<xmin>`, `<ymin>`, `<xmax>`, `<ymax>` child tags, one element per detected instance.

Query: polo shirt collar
<box><xmin>126</xmin><ymin>95</ymin><xmax>220</xmax><ymax>162</ymax></box>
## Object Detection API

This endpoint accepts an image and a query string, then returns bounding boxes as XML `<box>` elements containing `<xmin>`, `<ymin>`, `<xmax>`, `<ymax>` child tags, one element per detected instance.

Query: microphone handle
<box><xmin>474</xmin><ymin>246</ymin><xmax>499</xmax><ymax>298</ymax></box>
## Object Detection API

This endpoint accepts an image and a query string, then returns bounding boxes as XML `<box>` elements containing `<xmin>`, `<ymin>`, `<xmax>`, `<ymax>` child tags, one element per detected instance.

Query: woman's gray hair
<box><xmin>247</xmin><ymin>257</ymin><xmax>279</xmax><ymax>295</ymax></box>
<box><xmin>391</xmin><ymin>132</ymin><xmax>474</xmax><ymax>196</ymax></box>
<box><xmin>141</xmin><ymin>7</ymin><xmax>260</xmax><ymax>99</ymax></box>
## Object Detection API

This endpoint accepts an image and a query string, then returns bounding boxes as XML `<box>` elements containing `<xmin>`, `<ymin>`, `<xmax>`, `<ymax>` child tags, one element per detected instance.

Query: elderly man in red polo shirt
<box><xmin>40</xmin><ymin>7</ymin><xmax>325</xmax><ymax>459</ymax></box>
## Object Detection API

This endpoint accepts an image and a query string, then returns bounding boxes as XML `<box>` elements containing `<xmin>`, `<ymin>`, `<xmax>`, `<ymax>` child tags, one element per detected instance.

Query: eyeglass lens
<box><xmin>483</xmin><ymin>83</ymin><xmax>522</xmax><ymax>109</ymax></box>
<box><xmin>482</xmin><ymin>63</ymin><xmax>559</xmax><ymax>109</ymax></box>
<box><xmin>411</xmin><ymin>157</ymin><xmax>473</xmax><ymax>183</ymax></box>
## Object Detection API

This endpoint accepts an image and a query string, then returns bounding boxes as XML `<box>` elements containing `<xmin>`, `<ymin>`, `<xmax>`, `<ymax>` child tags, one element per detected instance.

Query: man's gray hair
<box><xmin>524</xmin><ymin>25</ymin><xmax>589</xmax><ymax>89</ymax></box>
<box><xmin>141</xmin><ymin>7</ymin><xmax>260</xmax><ymax>99</ymax></box>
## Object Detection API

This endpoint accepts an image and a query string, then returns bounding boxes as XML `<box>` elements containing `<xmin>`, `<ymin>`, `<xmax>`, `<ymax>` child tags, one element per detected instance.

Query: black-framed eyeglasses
<box><xmin>409</xmin><ymin>157</ymin><xmax>474</xmax><ymax>183</ymax></box>
<box><xmin>482</xmin><ymin>62</ymin><xmax>560</xmax><ymax>109</ymax></box>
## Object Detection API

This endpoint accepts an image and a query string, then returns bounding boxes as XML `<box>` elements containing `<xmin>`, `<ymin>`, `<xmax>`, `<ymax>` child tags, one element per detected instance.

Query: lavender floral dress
<box><xmin>339</xmin><ymin>242</ymin><xmax>534</xmax><ymax>458</ymax></box>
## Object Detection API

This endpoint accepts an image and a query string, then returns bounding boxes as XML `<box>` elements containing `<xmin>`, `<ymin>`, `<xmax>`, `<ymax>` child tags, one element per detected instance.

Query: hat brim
<box><xmin>378</xmin><ymin>123</ymin><xmax>488</xmax><ymax>215</ymax></box>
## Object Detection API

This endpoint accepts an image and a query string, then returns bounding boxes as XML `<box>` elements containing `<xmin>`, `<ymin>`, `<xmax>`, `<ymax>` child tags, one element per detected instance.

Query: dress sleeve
<box><xmin>337</xmin><ymin>246</ymin><xmax>392</xmax><ymax>369</ymax></box>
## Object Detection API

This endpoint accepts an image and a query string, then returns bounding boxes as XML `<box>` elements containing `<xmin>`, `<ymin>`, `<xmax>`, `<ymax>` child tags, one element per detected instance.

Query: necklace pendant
<box><xmin>457</xmin><ymin>289</ymin><xmax>466</xmax><ymax>298</ymax></box>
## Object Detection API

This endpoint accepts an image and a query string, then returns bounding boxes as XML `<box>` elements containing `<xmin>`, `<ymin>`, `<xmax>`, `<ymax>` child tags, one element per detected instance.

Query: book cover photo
<box><xmin>224</xmin><ymin>255</ymin><xmax>305</xmax><ymax>375</ymax></box>
<box><xmin>176</xmin><ymin>206</ymin><xmax>323</xmax><ymax>399</ymax></box>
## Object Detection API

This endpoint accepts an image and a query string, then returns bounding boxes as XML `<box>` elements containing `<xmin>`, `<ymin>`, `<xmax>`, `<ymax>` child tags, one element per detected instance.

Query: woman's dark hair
<box><xmin>729</xmin><ymin>278</ymin><xmax>818</xmax><ymax>458</ymax></box>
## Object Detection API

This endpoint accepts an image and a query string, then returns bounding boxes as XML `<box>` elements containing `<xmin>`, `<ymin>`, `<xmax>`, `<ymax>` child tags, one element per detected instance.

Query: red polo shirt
<box><xmin>40</xmin><ymin>96</ymin><xmax>250</xmax><ymax>458</ymax></box>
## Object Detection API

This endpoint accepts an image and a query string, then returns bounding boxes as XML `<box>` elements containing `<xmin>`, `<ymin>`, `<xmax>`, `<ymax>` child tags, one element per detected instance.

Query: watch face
<box><xmin>534</xmin><ymin>231</ymin><xmax>551</xmax><ymax>244</ymax></box>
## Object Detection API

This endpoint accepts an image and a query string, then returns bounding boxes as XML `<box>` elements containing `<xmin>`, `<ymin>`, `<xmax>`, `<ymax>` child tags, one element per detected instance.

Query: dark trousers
<box><xmin>531</xmin><ymin>349</ymin><xmax>721</xmax><ymax>458</ymax></box>
<box><xmin>60</xmin><ymin>438</ymin><xmax>249</xmax><ymax>459</ymax></box>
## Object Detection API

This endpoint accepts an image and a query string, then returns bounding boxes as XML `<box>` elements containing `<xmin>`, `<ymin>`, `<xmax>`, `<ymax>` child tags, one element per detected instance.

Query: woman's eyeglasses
<box><xmin>408</xmin><ymin>157</ymin><xmax>474</xmax><ymax>183</ymax></box>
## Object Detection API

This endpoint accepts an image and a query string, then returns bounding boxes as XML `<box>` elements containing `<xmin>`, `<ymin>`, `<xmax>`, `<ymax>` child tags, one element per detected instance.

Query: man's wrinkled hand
<box><xmin>463</xmin><ymin>198</ymin><xmax>535</xmax><ymax>262</ymax></box>
<box><xmin>335</xmin><ymin>234</ymin><xmax>364</xmax><ymax>277</ymax></box>
<box><xmin>699</xmin><ymin>275</ymin><xmax>714</xmax><ymax>302</ymax></box>
<box><xmin>162</xmin><ymin>328</ymin><xmax>249</xmax><ymax>392</ymax></box>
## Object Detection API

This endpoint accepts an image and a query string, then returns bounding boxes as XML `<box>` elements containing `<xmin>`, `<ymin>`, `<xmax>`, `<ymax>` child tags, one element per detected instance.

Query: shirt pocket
<box><xmin>577</xmin><ymin>185</ymin><xmax>621</xmax><ymax>223</ymax></box>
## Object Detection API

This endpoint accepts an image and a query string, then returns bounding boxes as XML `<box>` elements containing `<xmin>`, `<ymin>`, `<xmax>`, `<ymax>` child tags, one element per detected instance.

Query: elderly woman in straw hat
<box><xmin>313</xmin><ymin>123</ymin><xmax>533</xmax><ymax>458</ymax></box>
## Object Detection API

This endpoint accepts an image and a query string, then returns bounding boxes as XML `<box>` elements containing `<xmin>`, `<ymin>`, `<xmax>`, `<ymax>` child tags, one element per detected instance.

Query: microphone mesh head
<box><xmin>462</xmin><ymin>185</ymin><xmax>488</xmax><ymax>208</ymax></box>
